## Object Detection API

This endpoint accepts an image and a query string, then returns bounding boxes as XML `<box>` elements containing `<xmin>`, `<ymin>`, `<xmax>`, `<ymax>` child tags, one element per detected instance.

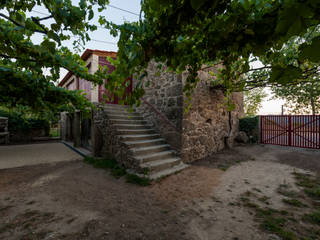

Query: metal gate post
<box><xmin>288</xmin><ymin>115</ymin><xmax>292</xmax><ymax>146</ymax></box>
<box><xmin>259</xmin><ymin>115</ymin><xmax>262</xmax><ymax>144</ymax></box>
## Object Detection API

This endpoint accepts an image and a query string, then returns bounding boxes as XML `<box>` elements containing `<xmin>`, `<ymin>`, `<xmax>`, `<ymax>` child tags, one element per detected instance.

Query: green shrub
<box><xmin>239</xmin><ymin>116</ymin><xmax>259</xmax><ymax>143</ymax></box>
<box><xmin>0</xmin><ymin>109</ymin><xmax>49</xmax><ymax>133</ymax></box>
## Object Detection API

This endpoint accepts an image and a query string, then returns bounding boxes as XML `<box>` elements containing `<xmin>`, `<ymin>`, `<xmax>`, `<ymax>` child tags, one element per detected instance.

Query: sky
<box><xmin>3</xmin><ymin>0</ymin><xmax>284</xmax><ymax>115</ymax></box>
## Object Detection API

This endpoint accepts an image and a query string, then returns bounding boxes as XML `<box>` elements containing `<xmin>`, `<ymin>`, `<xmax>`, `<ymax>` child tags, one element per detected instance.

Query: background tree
<box><xmin>246</xmin><ymin>26</ymin><xmax>320</xmax><ymax>115</ymax></box>
<box><xmin>0</xmin><ymin>0</ymin><xmax>110</xmax><ymax>114</ymax></box>
<box><xmin>244</xmin><ymin>88</ymin><xmax>268</xmax><ymax>117</ymax></box>
<box><xmin>272</xmin><ymin>78</ymin><xmax>320</xmax><ymax>115</ymax></box>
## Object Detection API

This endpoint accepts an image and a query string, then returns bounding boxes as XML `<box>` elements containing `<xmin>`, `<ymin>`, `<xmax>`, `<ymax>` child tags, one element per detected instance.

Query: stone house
<box><xmin>59</xmin><ymin>49</ymin><xmax>243</xmax><ymax>179</ymax></box>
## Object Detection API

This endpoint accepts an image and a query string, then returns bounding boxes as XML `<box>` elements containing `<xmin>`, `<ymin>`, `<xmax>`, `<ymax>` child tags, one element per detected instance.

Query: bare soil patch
<box><xmin>0</xmin><ymin>144</ymin><xmax>319</xmax><ymax>239</ymax></box>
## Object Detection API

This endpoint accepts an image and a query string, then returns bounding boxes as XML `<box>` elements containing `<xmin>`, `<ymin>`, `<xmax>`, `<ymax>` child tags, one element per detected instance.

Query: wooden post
<box><xmin>91</xmin><ymin>109</ymin><xmax>102</xmax><ymax>156</ymax></box>
<box><xmin>73</xmin><ymin>111</ymin><xmax>81</xmax><ymax>147</ymax></box>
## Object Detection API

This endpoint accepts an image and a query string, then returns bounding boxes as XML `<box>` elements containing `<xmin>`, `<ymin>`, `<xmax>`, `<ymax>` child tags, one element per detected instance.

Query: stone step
<box><xmin>104</xmin><ymin>110</ymin><xmax>139</xmax><ymax>116</ymax></box>
<box><xmin>103</xmin><ymin>104</ymin><xmax>189</xmax><ymax>180</ymax></box>
<box><xmin>141</xmin><ymin>157</ymin><xmax>182</xmax><ymax>173</ymax></box>
<box><xmin>117</xmin><ymin>129</ymin><xmax>155</xmax><ymax>135</ymax></box>
<box><xmin>108</xmin><ymin>114</ymin><xmax>144</xmax><ymax>121</ymax></box>
<box><xmin>110</xmin><ymin>119</ymin><xmax>148</xmax><ymax>125</ymax></box>
<box><xmin>104</xmin><ymin>104</ymin><xmax>130</xmax><ymax>110</ymax></box>
<box><xmin>136</xmin><ymin>150</ymin><xmax>176</xmax><ymax>163</ymax></box>
<box><xmin>124</xmin><ymin>138</ymin><xmax>166</xmax><ymax>148</ymax></box>
<box><xmin>114</xmin><ymin>124</ymin><xmax>152</xmax><ymax>130</ymax></box>
<box><xmin>119</xmin><ymin>134</ymin><xmax>161</xmax><ymax>142</ymax></box>
<box><xmin>148</xmin><ymin>163</ymin><xmax>189</xmax><ymax>180</ymax></box>
<box><xmin>131</xmin><ymin>144</ymin><xmax>171</xmax><ymax>156</ymax></box>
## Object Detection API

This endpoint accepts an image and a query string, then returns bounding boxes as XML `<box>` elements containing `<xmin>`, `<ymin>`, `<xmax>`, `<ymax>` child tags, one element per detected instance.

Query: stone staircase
<box><xmin>104</xmin><ymin>104</ymin><xmax>188</xmax><ymax>180</ymax></box>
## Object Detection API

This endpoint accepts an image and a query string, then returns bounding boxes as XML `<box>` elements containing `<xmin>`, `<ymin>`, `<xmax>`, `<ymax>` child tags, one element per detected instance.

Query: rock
<box><xmin>235</xmin><ymin>131</ymin><xmax>249</xmax><ymax>143</ymax></box>
<box><xmin>268</xmin><ymin>234</ymin><xmax>281</xmax><ymax>240</ymax></box>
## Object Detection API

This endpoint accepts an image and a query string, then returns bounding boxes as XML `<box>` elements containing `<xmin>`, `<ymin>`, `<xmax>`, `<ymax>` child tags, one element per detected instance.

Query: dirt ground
<box><xmin>0</xmin><ymin>144</ymin><xmax>320</xmax><ymax>240</ymax></box>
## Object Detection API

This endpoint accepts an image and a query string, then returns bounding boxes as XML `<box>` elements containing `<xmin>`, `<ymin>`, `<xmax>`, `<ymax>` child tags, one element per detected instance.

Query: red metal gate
<box><xmin>260</xmin><ymin>115</ymin><xmax>320</xmax><ymax>149</ymax></box>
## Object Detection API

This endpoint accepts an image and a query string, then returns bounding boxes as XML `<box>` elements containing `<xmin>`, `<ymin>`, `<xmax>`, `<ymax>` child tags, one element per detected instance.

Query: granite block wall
<box><xmin>135</xmin><ymin>61</ymin><xmax>183</xmax><ymax>152</ymax></box>
<box><xmin>135</xmin><ymin>62</ymin><xmax>243</xmax><ymax>162</ymax></box>
<box><xmin>181</xmin><ymin>67</ymin><xmax>244</xmax><ymax>162</ymax></box>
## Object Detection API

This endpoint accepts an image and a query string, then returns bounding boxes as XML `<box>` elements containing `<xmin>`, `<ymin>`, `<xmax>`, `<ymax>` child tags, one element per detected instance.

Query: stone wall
<box><xmin>181</xmin><ymin>68</ymin><xmax>244</xmax><ymax>162</ymax></box>
<box><xmin>135</xmin><ymin>62</ymin><xmax>243</xmax><ymax>162</ymax></box>
<box><xmin>0</xmin><ymin>117</ymin><xmax>8</xmax><ymax>132</ymax></box>
<box><xmin>135</xmin><ymin>61</ymin><xmax>184</xmax><ymax>152</ymax></box>
<box><xmin>0</xmin><ymin>117</ymin><xmax>9</xmax><ymax>144</ymax></box>
<box><xmin>92</xmin><ymin>105</ymin><xmax>144</xmax><ymax>172</ymax></box>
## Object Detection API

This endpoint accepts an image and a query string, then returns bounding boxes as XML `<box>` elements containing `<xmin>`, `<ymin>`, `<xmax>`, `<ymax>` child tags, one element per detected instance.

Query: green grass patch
<box><xmin>277</xmin><ymin>184</ymin><xmax>300</xmax><ymax>198</ymax></box>
<box><xmin>292</xmin><ymin>172</ymin><xmax>318</xmax><ymax>188</ymax></box>
<box><xmin>292</xmin><ymin>172</ymin><xmax>320</xmax><ymax>200</ymax></box>
<box><xmin>302</xmin><ymin>212</ymin><xmax>320</xmax><ymax>225</ymax></box>
<box><xmin>84</xmin><ymin>156</ymin><xmax>150</xmax><ymax>186</ymax></box>
<box><xmin>282</xmin><ymin>198</ymin><xmax>307</xmax><ymax>208</ymax></box>
<box><xmin>258</xmin><ymin>196</ymin><xmax>270</xmax><ymax>204</ymax></box>
<box><xmin>241</xmin><ymin>196</ymin><xmax>296</xmax><ymax>240</ymax></box>
<box><xmin>304</xmin><ymin>187</ymin><xmax>320</xmax><ymax>199</ymax></box>
<box><xmin>84</xmin><ymin>156</ymin><xmax>126</xmax><ymax>178</ymax></box>
<box><xmin>126</xmin><ymin>174</ymin><xmax>150</xmax><ymax>186</ymax></box>
<box><xmin>217</xmin><ymin>164</ymin><xmax>228</xmax><ymax>171</ymax></box>
<box><xmin>260</xmin><ymin>216</ymin><xmax>296</xmax><ymax>240</ymax></box>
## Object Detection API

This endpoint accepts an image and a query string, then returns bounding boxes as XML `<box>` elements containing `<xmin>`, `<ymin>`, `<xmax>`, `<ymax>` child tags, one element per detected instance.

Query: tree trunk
<box><xmin>310</xmin><ymin>84</ymin><xmax>315</xmax><ymax>115</ymax></box>
<box><xmin>311</xmin><ymin>96</ymin><xmax>315</xmax><ymax>115</ymax></box>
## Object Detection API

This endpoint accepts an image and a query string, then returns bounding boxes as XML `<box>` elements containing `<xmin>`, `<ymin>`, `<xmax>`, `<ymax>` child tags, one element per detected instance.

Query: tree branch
<box><xmin>37</xmin><ymin>15</ymin><xmax>53</xmax><ymax>21</ymax></box>
<box><xmin>200</xmin><ymin>62</ymin><xmax>223</xmax><ymax>71</ymax></box>
<box><xmin>0</xmin><ymin>54</ymin><xmax>37</xmax><ymax>62</ymax></box>
<box><xmin>241</xmin><ymin>66</ymin><xmax>272</xmax><ymax>75</ymax></box>
<box><xmin>0</xmin><ymin>13</ymin><xmax>21</xmax><ymax>27</ymax></box>
<box><xmin>31</xmin><ymin>17</ymin><xmax>48</xmax><ymax>34</ymax></box>
<box><xmin>0</xmin><ymin>13</ymin><xmax>47</xmax><ymax>34</ymax></box>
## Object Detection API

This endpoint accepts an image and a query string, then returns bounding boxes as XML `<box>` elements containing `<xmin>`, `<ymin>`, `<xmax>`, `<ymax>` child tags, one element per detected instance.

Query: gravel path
<box><xmin>0</xmin><ymin>142</ymin><xmax>81</xmax><ymax>169</ymax></box>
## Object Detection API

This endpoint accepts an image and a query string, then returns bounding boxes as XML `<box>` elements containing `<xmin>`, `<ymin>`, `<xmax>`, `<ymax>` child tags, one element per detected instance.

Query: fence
<box><xmin>260</xmin><ymin>115</ymin><xmax>320</xmax><ymax>149</ymax></box>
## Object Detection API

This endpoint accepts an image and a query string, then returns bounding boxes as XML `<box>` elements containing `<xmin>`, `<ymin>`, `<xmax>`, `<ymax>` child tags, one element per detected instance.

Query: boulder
<box><xmin>235</xmin><ymin>131</ymin><xmax>249</xmax><ymax>143</ymax></box>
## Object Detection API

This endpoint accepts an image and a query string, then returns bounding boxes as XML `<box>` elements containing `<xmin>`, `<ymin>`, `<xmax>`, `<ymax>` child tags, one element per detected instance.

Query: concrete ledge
<box><xmin>61</xmin><ymin>141</ymin><xmax>92</xmax><ymax>158</ymax></box>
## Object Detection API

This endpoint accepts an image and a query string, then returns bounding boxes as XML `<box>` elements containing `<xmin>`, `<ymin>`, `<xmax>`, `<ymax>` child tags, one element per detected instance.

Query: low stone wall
<box><xmin>0</xmin><ymin>117</ymin><xmax>9</xmax><ymax>144</ymax></box>
<box><xmin>181</xmin><ymin>69</ymin><xmax>244</xmax><ymax>162</ymax></box>
<box><xmin>135</xmin><ymin>61</ymin><xmax>183</xmax><ymax>152</ymax></box>
<box><xmin>9</xmin><ymin>128</ymin><xmax>49</xmax><ymax>143</ymax></box>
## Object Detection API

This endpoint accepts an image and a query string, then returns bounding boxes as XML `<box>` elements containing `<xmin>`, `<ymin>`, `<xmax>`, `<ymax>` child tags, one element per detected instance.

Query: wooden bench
<box><xmin>0</xmin><ymin>117</ymin><xmax>9</xmax><ymax>144</ymax></box>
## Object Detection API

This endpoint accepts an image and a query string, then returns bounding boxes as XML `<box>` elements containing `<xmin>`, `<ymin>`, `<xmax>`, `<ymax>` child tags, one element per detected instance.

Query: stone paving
<box><xmin>0</xmin><ymin>142</ymin><xmax>81</xmax><ymax>169</ymax></box>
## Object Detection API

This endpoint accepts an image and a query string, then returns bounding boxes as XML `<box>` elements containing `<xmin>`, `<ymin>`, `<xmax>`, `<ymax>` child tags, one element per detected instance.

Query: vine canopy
<box><xmin>103</xmin><ymin>0</ymin><xmax>320</xmax><ymax>105</ymax></box>
<box><xmin>1</xmin><ymin>0</ymin><xmax>320</xmax><ymax>112</ymax></box>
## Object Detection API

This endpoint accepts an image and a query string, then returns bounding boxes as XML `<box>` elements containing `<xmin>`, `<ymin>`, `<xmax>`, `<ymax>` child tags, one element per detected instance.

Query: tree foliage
<box><xmin>272</xmin><ymin>79</ymin><xmax>320</xmax><ymax>115</ymax></box>
<box><xmin>244</xmin><ymin>88</ymin><xmax>267</xmax><ymax>116</ymax></box>
<box><xmin>102</xmin><ymin>0</ymin><xmax>320</xmax><ymax>106</ymax></box>
<box><xmin>247</xmin><ymin>27</ymin><xmax>320</xmax><ymax>114</ymax></box>
<box><xmin>0</xmin><ymin>0</ymin><xmax>110</xmax><ymax>113</ymax></box>
<box><xmin>1</xmin><ymin>0</ymin><xmax>320</xmax><ymax>112</ymax></box>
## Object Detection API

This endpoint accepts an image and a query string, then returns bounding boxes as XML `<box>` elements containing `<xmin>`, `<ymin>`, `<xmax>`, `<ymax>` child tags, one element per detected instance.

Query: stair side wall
<box><xmin>181</xmin><ymin>68</ymin><xmax>244</xmax><ymax>163</ymax></box>
<box><xmin>134</xmin><ymin>61</ymin><xmax>184</xmax><ymax>153</ymax></box>
<box><xmin>92</xmin><ymin>105</ymin><xmax>143</xmax><ymax>172</ymax></box>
